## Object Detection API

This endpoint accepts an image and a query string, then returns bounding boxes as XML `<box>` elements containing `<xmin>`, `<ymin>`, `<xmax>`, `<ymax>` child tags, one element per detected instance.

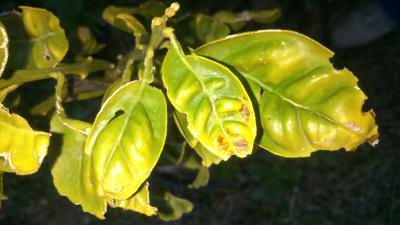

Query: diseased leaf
<box><xmin>0</xmin><ymin>22</ymin><xmax>8</xmax><ymax>77</ymax></box>
<box><xmin>174</xmin><ymin>111</ymin><xmax>222</xmax><ymax>167</ymax></box>
<box><xmin>158</xmin><ymin>192</ymin><xmax>193</xmax><ymax>221</ymax></box>
<box><xmin>85</xmin><ymin>81</ymin><xmax>167</xmax><ymax>200</ymax></box>
<box><xmin>0</xmin><ymin>6</ymin><xmax>68</xmax><ymax>69</ymax></box>
<box><xmin>196</xmin><ymin>30</ymin><xmax>379</xmax><ymax>157</ymax></box>
<box><xmin>195</xmin><ymin>14</ymin><xmax>230</xmax><ymax>43</ymax></box>
<box><xmin>50</xmin><ymin>115</ymin><xmax>107</xmax><ymax>219</ymax></box>
<box><xmin>108</xmin><ymin>182</ymin><xmax>157</xmax><ymax>216</ymax></box>
<box><xmin>0</xmin><ymin>104</ymin><xmax>50</xmax><ymax>175</ymax></box>
<box><xmin>162</xmin><ymin>32</ymin><xmax>256</xmax><ymax>161</ymax></box>
<box><xmin>103</xmin><ymin>6</ymin><xmax>144</xmax><ymax>33</ymax></box>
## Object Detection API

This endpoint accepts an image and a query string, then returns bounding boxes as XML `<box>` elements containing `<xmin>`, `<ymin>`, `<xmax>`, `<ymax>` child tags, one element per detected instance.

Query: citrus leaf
<box><xmin>162</xmin><ymin>32</ymin><xmax>256</xmax><ymax>161</ymax></box>
<box><xmin>85</xmin><ymin>81</ymin><xmax>167</xmax><ymax>200</ymax></box>
<box><xmin>50</xmin><ymin>115</ymin><xmax>107</xmax><ymax>219</ymax></box>
<box><xmin>188</xmin><ymin>166</ymin><xmax>209</xmax><ymax>189</ymax></box>
<box><xmin>0</xmin><ymin>21</ymin><xmax>8</xmax><ymax>77</ymax></box>
<box><xmin>195</xmin><ymin>14</ymin><xmax>230</xmax><ymax>43</ymax></box>
<box><xmin>0</xmin><ymin>104</ymin><xmax>50</xmax><ymax>175</ymax></box>
<box><xmin>174</xmin><ymin>111</ymin><xmax>223</xmax><ymax>167</ymax></box>
<box><xmin>103</xmin><ymin>6</ymin><xmax>144</xmax><ymax>33</ymax></box>
<box><xmin>0</xmin><ymin>6</ymin><xmax>68</xmax><ymax>69</ymax></box>
<box><xmin>108</xmin><ymin>182</ymin><xmax>157</xmax><ymax>216</ymax></box>
<box><xmin>196</xmin><ymin>30</ymin><xmax>379</xmax><ymax>157</ymax></box>
<box><xmin>158</xmin><ymin>192</ymin><xmax>193</xmax><ymax>221</ymax></box>
<box><xmin>0</xmin><ymin>85</ymin><xmax>18</xmax><ymax>103</ymax></box>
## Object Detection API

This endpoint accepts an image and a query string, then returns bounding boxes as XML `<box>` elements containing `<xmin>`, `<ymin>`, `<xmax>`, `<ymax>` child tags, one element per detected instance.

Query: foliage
<box><xmin>0</xmin><ymin>1</ymin><xmax>378</xmax><ymax>222</ymax></box>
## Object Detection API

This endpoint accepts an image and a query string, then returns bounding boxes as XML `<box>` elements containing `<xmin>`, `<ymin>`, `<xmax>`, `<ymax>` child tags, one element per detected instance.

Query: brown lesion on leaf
<box><xmin>239</xmin><ymin>104</ymin><xmax>250</xmax><ymax>122</ymax></box>
<box><xmin>233</xmin><ymin>138</ymin><xmax>248</xmax><ymax>153</ymax></box>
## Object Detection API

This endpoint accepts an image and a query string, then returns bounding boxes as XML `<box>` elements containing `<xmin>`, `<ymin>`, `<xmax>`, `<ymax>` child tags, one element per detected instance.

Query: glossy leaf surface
<box><xmin>0</xmin><ymin>22</ymin><xmax>8</xmax><ymax>77</ymax></box>
<box><xmin>50</xmin><ymin>115</ymin><xmax>107</xmax><ymax>218</ymax></box>
<box><xmin>108</xmin><ymin>182</ymin><xmax>157</xmax><ymax>216</ymax></box>
<box><xmin>174</xmin><ymin>111</ymin><xmax>223</xmax><ymax>167</ymax></box>
<box><xmin>85</xmin><ymin>81</ymin><xmax>167</xmax><ymax>200</ymax></box>
<box><xmin>0</xmin><ymin>6</ymin><xmax>68</xmax><ymax>69</ymax></box>
<box><xmin>0</xmin><ymin>104</ymin><xmax>50</xmax><ymax>175</ymax></box>
<box><xmin>162</xmin><ymin>34</ymin><xmax>257</xmax><ymax>161</ymax></box>
<box><xmin>196</xmin><ymin>30</ymin><xmax>378</xmax><ymax>157</ymax></box>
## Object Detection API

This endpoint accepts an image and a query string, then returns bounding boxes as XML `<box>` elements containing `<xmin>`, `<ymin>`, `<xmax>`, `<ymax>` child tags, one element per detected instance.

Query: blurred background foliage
<box><xmin>0</xmin><ymin>0</ymin><xmax>399</xmax><ymax>224</ymax></box>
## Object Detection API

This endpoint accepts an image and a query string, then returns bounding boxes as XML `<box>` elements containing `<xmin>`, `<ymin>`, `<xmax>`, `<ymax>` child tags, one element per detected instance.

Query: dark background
<box><xmin>0</xmin><ymin>0</ymin><xmax>399</xmax><ymax>224</ymax></box>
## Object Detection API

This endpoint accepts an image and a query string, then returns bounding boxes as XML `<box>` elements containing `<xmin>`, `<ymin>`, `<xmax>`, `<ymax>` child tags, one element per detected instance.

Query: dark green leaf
<box><xmin>0</xmin><ymin>6</ymin><xmax>68</xmax><ymax>69</ymax></box>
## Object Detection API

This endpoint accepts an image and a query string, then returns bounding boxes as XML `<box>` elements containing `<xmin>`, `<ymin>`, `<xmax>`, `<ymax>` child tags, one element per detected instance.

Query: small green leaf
<box><xmin>0</xmin><ymin>104</ymin><xmax>50</xmax><ymax>175</ymax></box>
<box><xmin>0</xmin><ymin>85</ymin><xmax>18</xmax><ymax>103</ymax></box>
<box><xmin>85</xmin><ymin>81</ymin><xmax>167</xmax><ymax>200</ymax></box>
<box><xmin>195</xmin><ymin>14</ymin><xmax>230</xmax><ymax>43</ymax></box>
<box><xmin>103</xmin><ymin>6</ymin><xmax>144</xmax><ymax>33</ymax></box>
<box><xmin>158</xmin><ymin>192</ymin><xmax>193</xmax><ymax>221</ymax></box>
<box><xmin>50</xmin><ymin>115</ymin><xmax>107</xmax><ymax>219</ymax></box>
<box><xmin>189</xmin><ymin>166</ymin><xmax>209</xmax><ymax>189</ymax></box>
<box><xmin>132</xmin><ymin>1</ymin><xmax>166</xmax><ymax>19</ymax></box>
<box><xmin>214</xmin><ymin>9</ymin><xmax>280</xmax><ymax>31</ymax></box>
<box><xmin>0</xmin><ymin>22</ymin><xmax>8</xmax><ymax>77</ymax></box>
<box><xmin>72</xmin><ymin>26</ymin><xmax>105</xmax><ymax>56</ymax></box>
<box><xmin>196</xmin><ymin>30</ymin><xmax>379</xmax><ymax>157</ymax></box>
<box><xmin>108</xmin><ymin>182</ymin><xmax>157</xmax><ymax>216</ymax></box>
<box><xmin>0</xmin><ymin>6</ymin><xmax>68</xmax><ymax>69</ymax></box>
<box><xmin>162</xmin><ymin>32</ymin><xmax>257</xmax><ymax>161</ymax></box>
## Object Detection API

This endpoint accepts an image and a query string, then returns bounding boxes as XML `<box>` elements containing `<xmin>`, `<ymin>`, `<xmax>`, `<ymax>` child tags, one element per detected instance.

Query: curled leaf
<box><xmin>0</xmin><ymin>6</ymin><xmax>68</xmax><ymax>69</ymax></box>
<box><xmin>85</xmin><ymin>81</ymin><xmax>167</xmax><ymax>200</ymax></box>
<box><xmin>108</xmin><ymin>182</ymin><xmax>157</xmax><ymax>216</ymax></box>
<box><xmin>196</xmin><ymin>30</ymin><xmax>378</xmax><ymax>157</ymax></box>
<box><xmin>0</xmin><ymin>21</ymin><xmax>8</xmax><ymax>77</ymax></box>
<box><xmin>50</xmin><ymin>115</ymin><xmax>107</xmax><ymax>219</ymax></box>
<box><xmin>158</xmin><ymin>192</ymin><xmax>193</xmax><ymax>221</ymax></box>
<box><xmin>162</xmin><ymin>32</ymin><xmax>256</xmax><ymax>161</ymax></box>
<box><xmin>0</xmin><ymin>104</ymin><xmax>50</xmax><ymax>175</ymax></box>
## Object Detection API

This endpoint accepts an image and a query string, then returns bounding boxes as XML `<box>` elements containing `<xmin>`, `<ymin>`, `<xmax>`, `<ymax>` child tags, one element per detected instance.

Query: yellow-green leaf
<box><xmin>196</xmin><ymin>30</ymin><xmax>378</xmax><ymax>157</ymax></box>
<box><xmin>108</xmin><ymin>182</ymin><xmax>157</xmax><ymax>216</ymax></box>
<box><xmin>50</xmin><ymin>115</ymin><xmax>107</xmax><ymax>219</ymax></box>
<box><xmin>85</xmin><ymin>81</ymin><xmax>167</xmax><ymax>200</ymax></box>
<box><xmin>0</xmin><ymin>21</ymin><xmax>8</xmax><ymax>77</ymax></box>
<box><xmin>0</xmin><ymin>104</ymin><xmax>50</xmax><ymax>175</ymax></box>
<box><xmin>0</xmin><ymin>6</ymin><xmax>68</xmax><ymax>69</ymax></box>
<box><xmin>162</xmin><ymin>32</ymin><xmax>256</xmax><ymax>161</ymax></box>
<box><xmin>158</xmin><ymin>192</ymin><xmax>193</xmax><ymax>221</ymax></box>
<box><xmin>195</xmin><ymin>14</ymin><xmax>230</xmax><ymax>43</ymax></box>
<box><xmin>174</xmin><ymin>111</ymin><xmax>222</xmax><ymax>167</ymax></box>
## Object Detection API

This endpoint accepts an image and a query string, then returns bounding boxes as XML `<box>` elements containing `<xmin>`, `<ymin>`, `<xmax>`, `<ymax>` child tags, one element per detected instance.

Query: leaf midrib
<box><xmin>244</xmin><ymin>74</ymin><xmax>365</xmax><ymax>138</ymax></box>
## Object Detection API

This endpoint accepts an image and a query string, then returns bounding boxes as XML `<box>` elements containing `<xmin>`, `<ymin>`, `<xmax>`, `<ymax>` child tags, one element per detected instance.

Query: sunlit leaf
<box><xmin>174</xmin><ymin>111</ymin><xmax>222</xmax><ymax>167</ymax></box>
<box><xmin>0</xmin><ymin>6</ymin><xmax>68</xmax><ymax>69</ymax></box>
<box><xmin>108</xmin><ymin>182</ymin><xmax>157</xmax><ymax>216</ymax></box>
<box><xmin>162</xmin><ymin>32</ymin><xmax>257</xmax><ymax>161</ymax></box>
<box><xmin>158</xmin><ymin>192</ymin><xmax>193</xmax><ymax>221</ymax></box>
<box><xmin>85</xmin><ymin>81</ymin><xmax>167</xmax><ymax>200</ymax></box>
<box><xmin>0</xmin><ymin>22</ymin><xmax>8</xmax><ymax>77</ymax></box>
<box><xmin>50</xmin><ymin>115</ymin><xmax>107</xmax><ymax>219</ymax></box>
<box><xmin>195</xmin><ymin>14</ymin><xmax>230</xmax><ymax>43</ymax></box>
<box><xmin>196</xmin><ymin>30</ymin><xmax>379</xmax><ymax>157</ymax></box>
<box><xmin>0</xmin><ymin>104</ymin><xmax>50</xmax><ymax>175</ymax></box>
